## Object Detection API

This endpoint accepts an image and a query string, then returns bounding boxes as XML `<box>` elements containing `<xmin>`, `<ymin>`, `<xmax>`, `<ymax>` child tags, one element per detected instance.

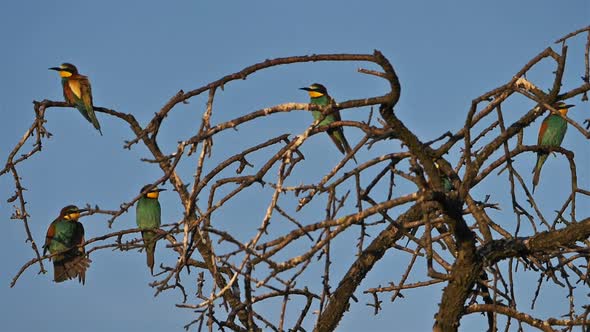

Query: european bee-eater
<box><xmin>434</xmin><ymin>162</ymin><xmax>454</xmax><ymax>193</ymax></box>
<box><xmin>136</xmin><ymin>185</ymin><xmax>165</xmax><ymax>274</ymax></box>
<box><xmin>532</xmin><ymin>102</ymin><xmax>574</xmax><ymax>192</ymax></box>
<box><xmin>49</xmin><ymin>63</ymin><xmax>102</xmax><ymax>135</ymax></box>
<box><xmin>43</xmin><ymin>205</ymin><xmax>91</xmax><ymax>284</ymax></box>
<box><xmin>300</xmin><ymin>83</ymin><xmax>357</xmax><ymax>162</ymax></box>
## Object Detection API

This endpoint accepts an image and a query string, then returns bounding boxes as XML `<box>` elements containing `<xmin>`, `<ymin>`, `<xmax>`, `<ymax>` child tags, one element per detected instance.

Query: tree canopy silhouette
<box><xmin>3</xmin><ymin>26</ymin><xmax>590</xmax><ymax>332</ymax></box>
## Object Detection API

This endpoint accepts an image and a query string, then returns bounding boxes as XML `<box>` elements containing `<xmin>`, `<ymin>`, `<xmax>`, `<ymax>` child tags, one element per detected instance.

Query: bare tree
<box><xmin>4</xmin><ymin>26</ymin><xmax>590</xmax><ymax>332</ymax></box>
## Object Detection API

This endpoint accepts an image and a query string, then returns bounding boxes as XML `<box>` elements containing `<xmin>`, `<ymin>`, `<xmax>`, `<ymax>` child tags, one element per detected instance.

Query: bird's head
<box><xmin>554</xmin><ymin>101</ymin><xmax>574</xmax><ymax>116</ymax></box>
<box><xmin>300</xmin><ymin>83</ymin><xmax>328</xmax><ymax>98</ymax></box>
<box><xmin>49</xmin><ymin>63</ymin><xmax>78</xmax><ymax>78</ymax></box>
<box><xmin>60</xmin><ymin>205</ymin><xmax>86</xmax><ymax>221</ymax></box>
<box><xmin>140</xmin><ymin>185</ymin><xmax>166</xmax><ymax>199</ymax></box>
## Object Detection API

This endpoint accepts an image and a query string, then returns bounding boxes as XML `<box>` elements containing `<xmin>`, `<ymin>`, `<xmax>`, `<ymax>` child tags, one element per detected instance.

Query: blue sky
<box><xmin>1</xmin><ymin>1</ymin><xmax>589</xmax><ymax>331</ymax></box>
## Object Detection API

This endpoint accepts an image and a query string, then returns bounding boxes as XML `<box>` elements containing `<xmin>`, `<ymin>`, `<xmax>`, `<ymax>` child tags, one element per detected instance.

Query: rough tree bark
<box><xmin>4</xmin><ymin>26</ymin><xmax>590</xmax><ymax>332</ymax></box>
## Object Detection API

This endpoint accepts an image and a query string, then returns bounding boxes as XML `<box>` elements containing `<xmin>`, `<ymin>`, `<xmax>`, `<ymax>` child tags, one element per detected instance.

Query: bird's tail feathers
<box><xmin>89</xmin><ymin>113</ymin><xmax>102</xmax><ymax>135</ymax></box>
<box><xmin>142</xmin><ymin>230</ymin><xmax>158</xmax><ymax>275</ymax></box>
<box><xmin>79</xmin><ymin>104</ymin><xmax>102</xmax><ymax>135</ymax></box>
<box><xmin>54</xmin><ymin>256</ymin><xmax>91</xmax><ymax>284</ymax></box>
<box><xmin>330</xmin><ymin>129</ymin><xmax>358</xmax><ymax>164</ymax></box>
<box><xmin>404</xmin><ymin>226</ymin><xmax>419</xmax><ymax>247</ymax></box>
<box><xmin>90</xmin><ymin>116</ymin><xmax>102</xmax><ymax>135</ymax></box>
<box><xmin>532</xmin><ymin>154</ymin><xmax>548</xmax><ymax>193</ymax></box>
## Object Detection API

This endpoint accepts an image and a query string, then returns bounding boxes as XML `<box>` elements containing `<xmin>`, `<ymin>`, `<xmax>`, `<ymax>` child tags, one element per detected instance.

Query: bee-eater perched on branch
<box><xmin>136</xmin><ymin>185</ymin><xmax>165</xmax><ymax>274</ymax></box>
<box><xmin>435</xmin><ymin>161</ymin><xmax>454</xmax><ymax>193</ymax></box>
<box><xmin>43</xmin><ymin>205</ymin><xmax>91</xmax><ymax>284</ymax></box>
<box><xmin>49</xmin><ymin>63</ymin><xmax>102</xmax><ymax>135</ymax></box>
<box><xmin>300</xmin><ymin>83</ymin><xmax>357</xmax><ymax>163</ymax></box>
<box><xmin>532</xmin><ymin>102</ymin><xmax>574</xmax><ymax>192</ymax></box>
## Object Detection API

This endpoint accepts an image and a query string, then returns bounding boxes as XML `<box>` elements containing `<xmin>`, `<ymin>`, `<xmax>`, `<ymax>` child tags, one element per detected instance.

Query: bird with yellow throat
<box><xmin>532</xmin><ymin>101</ymin><xmax>574</xmax><ymax>192</ymax></box>
<box><xmin>43</xmin><ymin>205</ymin><xmax>91</xmax><ymax>284</ymax></box>
<box><xmin>300</xmin><ymin>83</ymin><xmax>357</xmax><ymax>162</ymax></box>
<box><xmin>136</xmin><ymin>185</ymin><xmax>165</xmax><ymax>274</ymax></box>
<box><xmin>49</xmin><ymin>63</ymin><xmax>102</xmax><ymax>135</ymax></box>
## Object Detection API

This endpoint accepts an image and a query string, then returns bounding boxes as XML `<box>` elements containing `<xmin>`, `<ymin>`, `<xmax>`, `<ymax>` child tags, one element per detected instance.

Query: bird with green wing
<box><xmin>136</xmin><ymin>185</ymin><xmax>165</xmax><ymax>274</ymax></box>
<box><xmin>532</xmin><ymin>102</ymin><xmax>574</xmax><ymax>192</ymax></box>
<box><xmin>300</xmin><ymin>83</ymin><xmax>357</xmax><ymax>162</ymax></box>
<box><xmin>49</xmin><ymin>63</ymin><xmax>102</xmax><ymax>135</ymax></box>
<box><xmin>43</xmin><ymin>205</ymin><xmax>91</xmax><ymax>284</ymax></box>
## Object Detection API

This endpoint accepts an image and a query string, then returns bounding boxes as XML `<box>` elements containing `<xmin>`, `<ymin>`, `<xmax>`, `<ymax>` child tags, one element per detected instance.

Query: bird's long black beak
<box><xmin>564</xmin><ymin>104</ymin><xmax>575</xmax><ymax>108</ymax></box>
<box><xmin>300</xmin><ymin>87</ymin><xmax>311</xmax><ymax>91</ymax></box>
<box><xmin>77</xmin><ymin>208</ymin><xmax>89</xmax><ymax>213</ymax></box>
<box><xmin>155</xmin><ymin>188</ymin><xmax>167</xmax><ymax>192</ymax></box>
<box><xmin>49</xmin><ymin>67</ymin><xmax>61</xmax><ymax>71</ymax></box>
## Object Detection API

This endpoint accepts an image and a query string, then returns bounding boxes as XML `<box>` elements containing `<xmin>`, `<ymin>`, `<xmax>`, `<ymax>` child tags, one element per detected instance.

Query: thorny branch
<box><xmin>4</xmin><ymin>27</ymin><xmax>590</xmax><ymax>332</ymax></box>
